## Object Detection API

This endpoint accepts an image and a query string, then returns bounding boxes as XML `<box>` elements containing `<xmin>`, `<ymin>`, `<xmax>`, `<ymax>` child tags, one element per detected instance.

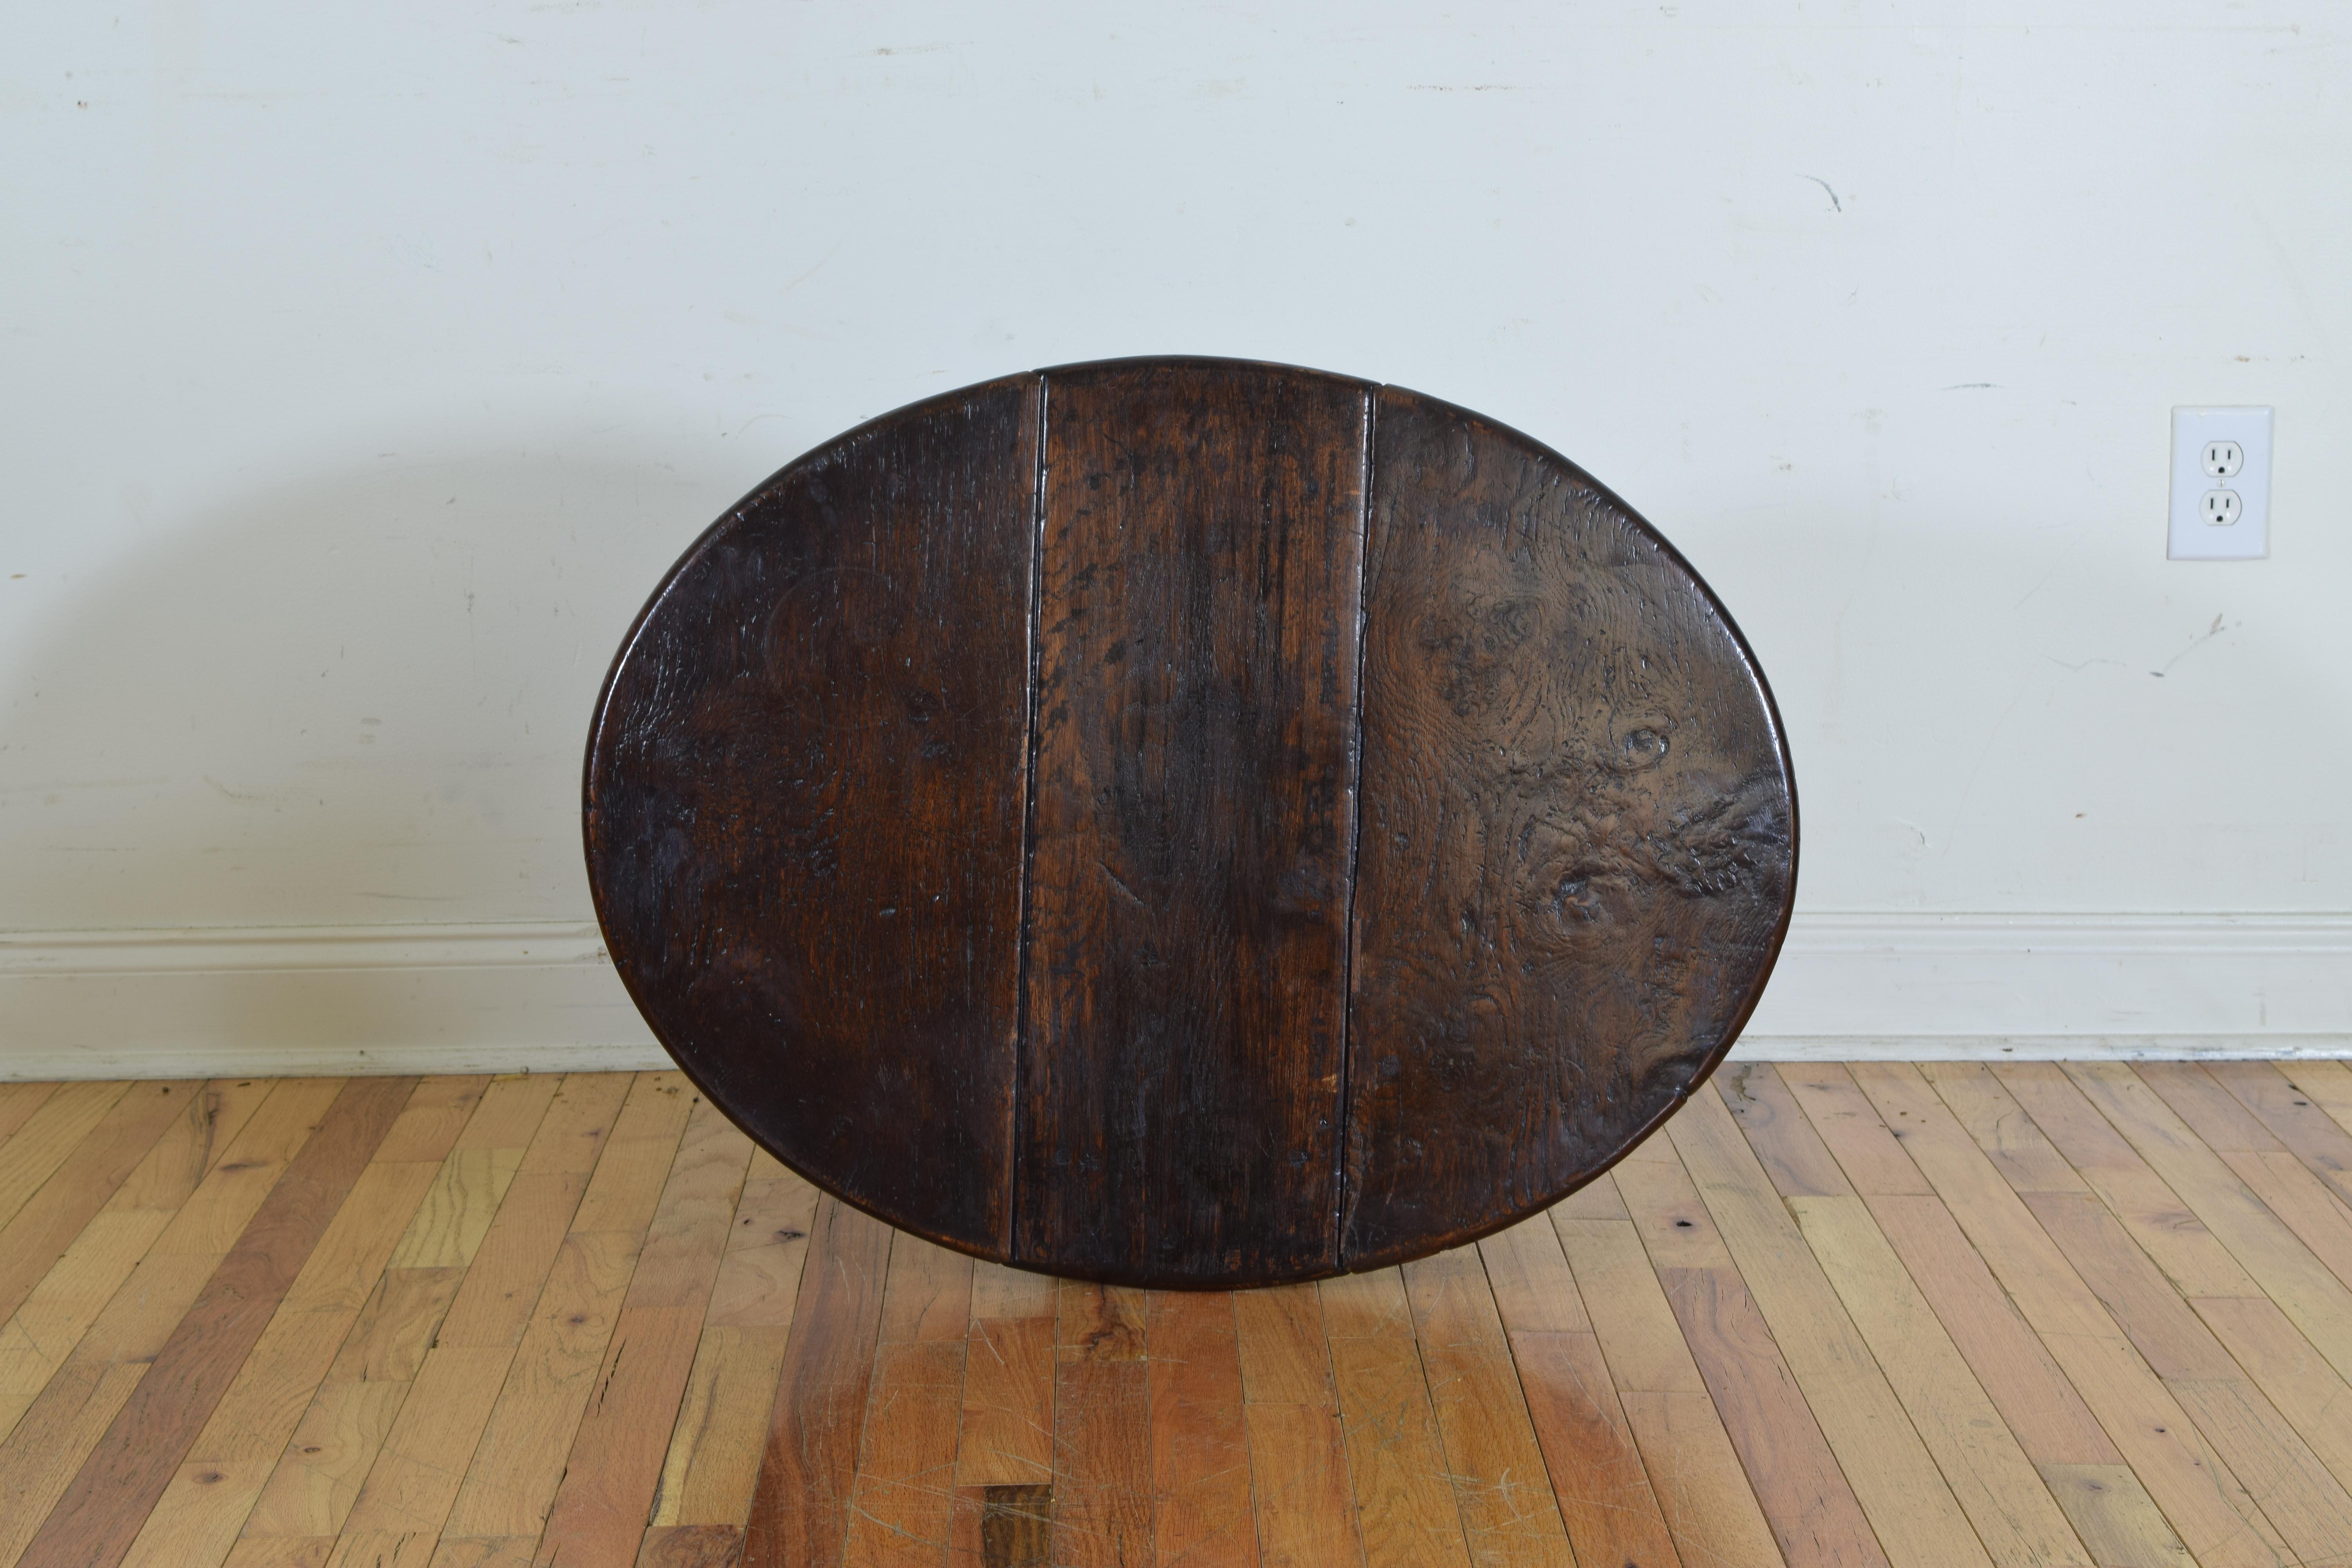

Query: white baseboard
<box><xmin>0</xmin><ymin>923</ymin><xmax>667</xmax><ymax>1080</ymax></box>
<box><xmin>1731</xmin><ymin>1034</ymin><xmax>2352</xmax><ymax>1062</ymax></box>
<box><xmin>2</xmin><ymin>912</ymin><xmax>2348</xmax><ymax>1080</ymax></box>
<box><xmin>1740</xmin><ymin>912</ymin><xmax>2352</xmax><ymax>1042</ymax></box>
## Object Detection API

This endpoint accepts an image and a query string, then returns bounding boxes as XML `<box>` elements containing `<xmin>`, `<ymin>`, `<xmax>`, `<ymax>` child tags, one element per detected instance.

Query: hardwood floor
<box><xmin>2</xmin><ymin>1062</ymin><xmax>2350</xmax><ymax>1566</ymax></box>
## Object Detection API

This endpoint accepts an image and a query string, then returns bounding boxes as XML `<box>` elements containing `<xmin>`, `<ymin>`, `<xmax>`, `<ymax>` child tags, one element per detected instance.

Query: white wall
<box><xmin>4</xmin><ymin>1</ymin><xmax>2347</xmax><ymax>1073</ymax></box>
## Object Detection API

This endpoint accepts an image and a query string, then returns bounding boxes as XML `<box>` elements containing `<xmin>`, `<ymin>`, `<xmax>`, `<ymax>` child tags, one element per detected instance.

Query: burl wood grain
<box><xmin>586</xmin><ymin>357</ymin><xmax>1795</xmax><ymax>1289</ymax></box>
<box><xmin>1016</xmin><ymin>359</ymin><xmax>1367</xmax><ymax>1284</ymax></box>
<box><xmin>1341</xmin><ymin>386</ymin><xmax>1795</xmax><ymax>1265</ymax></box>
<box><xmin>586</xmin><ymin>376</ymin><xmax>1039</xmax><ymax>1259</ymax></box>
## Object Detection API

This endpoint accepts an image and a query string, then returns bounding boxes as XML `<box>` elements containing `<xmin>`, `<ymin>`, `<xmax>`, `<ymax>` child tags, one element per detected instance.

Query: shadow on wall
<box><xmin>0</xmin><ymin>418</ymin><xmax>774</xmax><ymax>1065</ymax></box>
<box><xmin>0</xmin><ymin>427</ymin><xmax>761</xmax><ymax>929</ymax></box>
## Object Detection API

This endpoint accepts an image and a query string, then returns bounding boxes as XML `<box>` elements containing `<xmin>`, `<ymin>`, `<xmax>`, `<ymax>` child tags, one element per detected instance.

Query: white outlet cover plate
<box><xmin>2170</xmin><ymin>406</ymin><xmax>2271</xmax><ymax>560</ymax></box>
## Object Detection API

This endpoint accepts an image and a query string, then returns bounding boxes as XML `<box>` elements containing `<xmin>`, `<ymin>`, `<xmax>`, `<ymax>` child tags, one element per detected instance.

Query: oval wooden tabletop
<box><xmin>584</xmin><ymin>357</ymin><xmax>1797</xmax><ymax>1289</ymax></box>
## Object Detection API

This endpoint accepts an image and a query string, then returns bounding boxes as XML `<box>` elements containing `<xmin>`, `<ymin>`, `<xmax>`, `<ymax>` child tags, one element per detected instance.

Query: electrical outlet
<box><xmin>2171</xmin><ymin>407</ymin><xmax>2271</xmax><ymax>560</ymax></box>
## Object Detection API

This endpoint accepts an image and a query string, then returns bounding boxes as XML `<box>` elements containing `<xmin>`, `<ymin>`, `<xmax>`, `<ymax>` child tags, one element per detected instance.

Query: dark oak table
<box><xmin>584</xmin><ymin>357</ymin><xmax>1797</xmax><ymax>1289</ymax></box>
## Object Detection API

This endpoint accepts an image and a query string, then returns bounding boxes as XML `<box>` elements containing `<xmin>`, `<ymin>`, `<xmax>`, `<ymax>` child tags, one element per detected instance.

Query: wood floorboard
<box><xmin>0</xmin><ymin>1083</ymin><xmax>193</xmax><ymax>1331</ymax></box>
<box><xmin>742</xmin><ymin>1192</ymin><xmax>893</xmax><ymax>1568</ymax></box>
<box><xmin>1049</xmin><ymin>1280</ymin><xmax>1155</xmax><ymax>1568</ymax></box>
<box><xmin>18</xmin><ymin>1076</ymin><xmax>417</xmax><ymax>1568</ymax></box>
<box><xmin>2076</xmin><ymin>1062</ymin><xmax>2352</xmax><ymax>1398</ymax></box>
<box><xmin>838</xmin><ymin>1235</ymin><xmax>973</xmax><ymax>1568</ymax></box>
<box><xmin>0</xmin><ymin>1079</ymin><xmax>344</xmax><ymax>1566</ymax></box>
<box><xmin>1856</xmin><ymin>1062</ymin><xmax>2299</xmax><ymax>1568</ymax></box>
<box><xmin>1145</xmin><ymin>1289</ymin><xmax>1255</xmax><ymax>1568</ymax></box>
<box><xmin>0</xmin><ymin>1078</ymin><xmax>274</xmax><ymax>1450</ymax></box>
<box><xmin>651</xmin><ymin>1152</ymin><xmax>818</xmax><ymax>1533</ymax></box>
<box><xmin>1319</xmin><ymin>1267</ymin><xmax>1468</xmax><ymax>1568</ymax></box>
<box><xmin>1616</xmin><ymin>1140</ymin><xmax>1891</xmax><ymax>1568</ymax></box>
<box><xmin>530</xmin><ymin>1094</ymin><xmax>754</xmax><ymax>1568</ymax></box>
<box><xmin>1549</xmin><ymin>1189</ymin><xmax>1786</xmax><ymax>1568</ymax></box>
<box><xmin>12</xmin><ymin>1063</ymin><xmax>2352</xmax><ymax>1568</ymax></box>
<box><xmin>125</xmin><ymin>1074</ymin><xmax>511</xmax><ymax>1568</ymax></box>
<box><xmin>0</xmin><ymin>1084</ymin><xmax>64</xmax><ymax>1154</ymax></box>
<box><xmin>1482</xmin><ymin>1212</ymin><xmax>1682</xmax><ymax>1568</ymax></box>
<box><xmin>1231</xmin><ymin>1280</ymin><xmax>1361</xmax><ymax>1568</ymax></box>
<box><xmin>442</xmin><ymin>1073</ymin><xmax>691</xmax><ymax>1551</ymax></box>
<box><xmin>1401</xmin><ymin>1245</ymin><xmax>1575</xmax><ymax>1568</ymax></box>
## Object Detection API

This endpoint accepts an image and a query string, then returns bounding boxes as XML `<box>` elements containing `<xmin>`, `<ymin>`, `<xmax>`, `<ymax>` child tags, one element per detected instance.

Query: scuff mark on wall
<box><xmin>2151</xmin><ymin>614</ymin><xmax>2236</xmax><ymax>679</ymax></box>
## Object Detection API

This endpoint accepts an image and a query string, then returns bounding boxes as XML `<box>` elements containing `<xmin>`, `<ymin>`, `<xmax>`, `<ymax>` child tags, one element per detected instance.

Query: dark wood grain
<box><xmin>585</xmin><ymin>358</ymin><xmax>1796</xmax><ymax>1289</ymax></box>
<box><xmin>16</xmin><ymin>1075</ymin><xmax>418</xmax><ymax>1568</ymax></box>
<box><xmin>1341</xmin><ymin>384</ymin><xmax>1795</xmax><ymax>1266</ymax></box>
<box><xmin>586</xmin><ymin>376</ymin><xmax>1039</xmax><ymax>1259</ymax></box>
<box><xmin>981</xmin><ymin>1484</ymin><xmax>1054</xmax><ymax>1568</ymax></box>
<box><xmin>1016</xmin><ymin>358</ymin><xmax>1369</xmax><ymax>1285</ymax></box>
<box><xmin>742</xmin><ymin>1194</ymin><xmax>892</xmax><ymax>1568</ymax></box>
<box><xmin>635</xmin><ymin>1524</ymin><xmax>744</xmax><ymax>1568</ymax></box>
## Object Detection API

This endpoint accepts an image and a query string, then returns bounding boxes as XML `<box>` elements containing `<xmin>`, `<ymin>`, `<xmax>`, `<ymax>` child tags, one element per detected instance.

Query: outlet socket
<box><xmin>2171</xmin><ymin>407</ymin><xmax>2270</xmax><ymax>560</ymax></box>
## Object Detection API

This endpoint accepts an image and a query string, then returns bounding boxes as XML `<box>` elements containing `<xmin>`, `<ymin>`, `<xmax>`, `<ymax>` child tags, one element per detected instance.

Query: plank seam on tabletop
<box><xmin>1333</xmin><ymin>382</ymin><xmax>1376</xmax><ymax>1266</ymax></box>
<box><xmin>1009</xmin><ymin>368</ymin><xmax>1049</xmax><ymax>1273</ymax></box>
